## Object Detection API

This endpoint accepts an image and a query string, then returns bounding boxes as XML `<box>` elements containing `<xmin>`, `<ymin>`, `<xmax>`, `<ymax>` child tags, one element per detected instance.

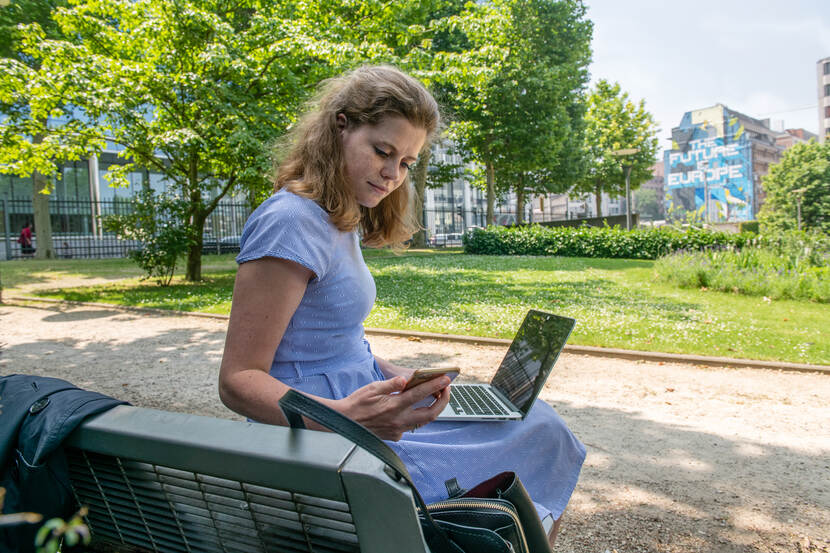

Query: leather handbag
<box><xmin>279</xmin><ymin>390</ymin><xmax>553</xmax><ymax>553</ymax></box>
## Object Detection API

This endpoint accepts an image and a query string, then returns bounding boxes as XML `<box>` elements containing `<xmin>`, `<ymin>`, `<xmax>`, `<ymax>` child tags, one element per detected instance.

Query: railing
<box><xmin>421</xmin><ymin>204</ymin><xmax>572</xmax><ymax>247</ymax></box>
<box><xmin>2</xmin><ymin>197</ymin><xmax>582</xmax><ymax>257</ymax></box>
<box><xmin>1</xmin><ymin>198</ymin><xmax>252</xmax><ymax>260</ymax></box>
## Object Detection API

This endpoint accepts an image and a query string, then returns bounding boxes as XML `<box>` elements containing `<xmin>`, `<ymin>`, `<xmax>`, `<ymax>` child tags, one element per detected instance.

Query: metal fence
<box><xmin>2</xmin><ymin>197</ymin><xmax>580</xmax><ymax>258</ymax></box>
<box><xmin>422</xmin><ymin>204</ymin><xmax>574</xmax><ymax>246</ymax></box>
<box><xmin>1</xmin><ymin>198</ymin><xmax>252</xmax><ymax>260</ymax></box>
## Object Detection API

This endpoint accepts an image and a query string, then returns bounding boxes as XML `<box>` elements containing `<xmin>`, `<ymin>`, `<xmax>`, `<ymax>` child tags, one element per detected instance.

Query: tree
<box><xmin>436</xmin><ymin>0</ymin><xmax>592</xmax><ymax>225</ymax></box>
<box><xmin>0</xmin><ymin>0</ymin><xmax>86</xmax><ymax>260</ymax></box>
<box><xmin>573</xmin><ymin>79</ymin><xmax>659</xmax><ymax>217</ymax></box>
<box><xmin>103</xmin><ymin>188</ymin><xmax>190</xmax><ymax>286</ymax></box>
<box><xmin>399</xmin><ymin>0</ymin><xmax>467</xmax><ymax>248</ymax></box>
<box><xmin>25</xmin><ymin>0</ymin><xmax>444</xmax><ymax>280</ymax></box>
<box><xmin>759</xmin><ymin>141</ymin><xmax>829</xmax><ymax>233</ymax></box>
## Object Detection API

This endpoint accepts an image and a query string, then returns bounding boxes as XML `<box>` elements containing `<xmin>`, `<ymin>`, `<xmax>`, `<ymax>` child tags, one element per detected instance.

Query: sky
<box><xmin>585</xmin><ymin>0</ymin><xmax>830</xmax><ymax>148</ymax></box>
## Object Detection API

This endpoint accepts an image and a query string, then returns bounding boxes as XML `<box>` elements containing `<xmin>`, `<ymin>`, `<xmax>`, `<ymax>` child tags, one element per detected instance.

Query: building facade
<box><xmin>818</xmin><ymin>56</ymin><xmax>830</xmax><ymax>143</ymax></box>
<box><xmin>775</xmin><ymin>128</ymin><xmax>819</xmax><ymax>150</ymax></box>
<box><xmin>664</xmin><ymin>104</ymin><xmax>783</xmax><ymax>223</ymax></box>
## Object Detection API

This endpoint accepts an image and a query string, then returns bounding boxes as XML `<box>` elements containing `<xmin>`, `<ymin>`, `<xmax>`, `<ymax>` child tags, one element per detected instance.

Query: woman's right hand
<box><xmin>335</xmin><ymin>375</ymin><xmax>451</xmax><ymax>441</ymax></box>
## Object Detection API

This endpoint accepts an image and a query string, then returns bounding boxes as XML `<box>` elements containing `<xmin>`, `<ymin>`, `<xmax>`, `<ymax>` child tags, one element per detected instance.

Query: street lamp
<box><xmin>611</xmin><ymin>148</ymin><xmax>640</xmax><ymax>230</ymax></box>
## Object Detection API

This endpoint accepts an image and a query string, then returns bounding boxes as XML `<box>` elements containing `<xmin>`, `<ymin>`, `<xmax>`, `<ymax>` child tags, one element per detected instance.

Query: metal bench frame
<box><xmin>65</xmin><ymin>405</ymin><xmax>430</xmax><ymax>552</ymax></box>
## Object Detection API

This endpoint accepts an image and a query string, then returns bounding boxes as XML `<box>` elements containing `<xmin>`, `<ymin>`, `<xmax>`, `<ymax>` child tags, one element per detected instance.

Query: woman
<box><xmin>218</xmin><ymin>65</ymin><xmax>585</xmax><ymax>544</ymax></box>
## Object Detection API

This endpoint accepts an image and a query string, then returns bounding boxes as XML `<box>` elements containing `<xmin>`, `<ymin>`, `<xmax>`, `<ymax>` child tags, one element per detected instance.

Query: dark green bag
<box><xmin>279</xmin><ymin>390</ymin><xmax>552</xmax><ymax>553</ymax></box>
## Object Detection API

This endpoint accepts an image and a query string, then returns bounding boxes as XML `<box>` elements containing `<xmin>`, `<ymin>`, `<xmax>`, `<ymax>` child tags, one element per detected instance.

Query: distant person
<box><xmin>61</xmin><ymin>241</ymin><xmax>73</xmax><ymax>259</ymax></box>
<box><xmin>17</xmin><ymin>222</ymin><xmax>34</xmax><ymax>257</ymax></box>
<box><xmin>217</xmin><ymin>65</ymin><xmax>585</xmax><ymax>546</ymax></box>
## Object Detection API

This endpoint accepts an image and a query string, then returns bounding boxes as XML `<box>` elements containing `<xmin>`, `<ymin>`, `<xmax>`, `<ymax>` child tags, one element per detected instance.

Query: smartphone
<box><xmin>403</xmin><ymin>367</ymin><xmax>460</xmax><ymax>391</ymax></box>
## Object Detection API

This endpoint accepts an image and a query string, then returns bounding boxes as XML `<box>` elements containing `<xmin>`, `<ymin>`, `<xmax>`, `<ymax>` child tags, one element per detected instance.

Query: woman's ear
<box><xmin>336</xmin><ymin>113</ymin><xmax>347</xmax><ymax>131</ymax></box>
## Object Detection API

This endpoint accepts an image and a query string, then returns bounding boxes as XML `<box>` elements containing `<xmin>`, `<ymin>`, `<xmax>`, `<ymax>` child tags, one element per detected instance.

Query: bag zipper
<box><xmin>422</xmin><ymin>499</ymin><xmax>529</xmax><ymax>553</ymax></box>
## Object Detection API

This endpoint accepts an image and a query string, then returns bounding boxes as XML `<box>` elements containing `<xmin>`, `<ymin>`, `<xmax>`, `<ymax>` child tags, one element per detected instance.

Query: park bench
<box><xmin>64</xmin><ymin>405</ymin><xmax>430</xmax><ymax>552</ymax></box>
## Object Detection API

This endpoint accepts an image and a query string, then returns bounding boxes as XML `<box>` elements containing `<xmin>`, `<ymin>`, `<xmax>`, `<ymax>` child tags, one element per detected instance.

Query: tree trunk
<box><xmin>411</xmin><ymin>148</ymin><xmax>431</xmax><ymax>248</ymax></box>
<box><xmin>594</xmin><ymin>182</ymin><xmax>602</xmax><ymax>217</ymax></box>
<box><xmin>31</xmin><ymin>127</ymin><xmax>55</xmax><ymax>259</ymax></box>
<box><xmin>185</xmin><ymin>216</ymin><xmax>205</xmax><ymax>282</ymax></box>
<box><xmin>32</xmin><ymin>171</ymin><xmax>55</xmax><ymax>259</ymax></box>
<box><xmin>486</xmin><ymin>162</ymin><xmax>495</xmax><ymax>226</ymax></box>
<box><xmin>185</xmin><ymin>154</ymin><xmax>202</xmax><ymax>281</ymax></box>
<box><xmin>515</xmin><ymin>173</ymin><xmax>525</xmax><ymax>225</ymax></box>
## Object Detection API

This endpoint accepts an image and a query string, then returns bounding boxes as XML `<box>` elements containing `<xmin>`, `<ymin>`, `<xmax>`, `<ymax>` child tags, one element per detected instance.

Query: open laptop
<box><xmin>436</xmin><ymin>310</ymin><xmax>575</xmax><ymax>421</ymax></box>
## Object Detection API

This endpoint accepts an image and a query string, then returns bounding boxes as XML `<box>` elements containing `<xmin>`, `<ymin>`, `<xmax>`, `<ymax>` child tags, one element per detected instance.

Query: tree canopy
<box><xmin>759</xmin><ymin>140</ymin><xmax>829</xmax><ymax>233</ymax></box>
<box><xmin>435</xmin><ymin>0</ymin><xmax>592</xmax><ymax>224</ymax></box>
<box><xmin>4</xmin><ymin>0</ymin><xmax>450</xmax><ymax>279</ymax></box>
<box><xmin>2</xmin><ymin>0</ymin><xmax>600</xmax><ymax>269</ymax></box>
<box><xmin>573</xmin><ymin>79</ymin><xmax>659</xmax><ymax>216</ymax></box>
<box><xmin>0</xmin><ymin>0</ymin><xmax>81</xmax><ymax>259</ymax></box>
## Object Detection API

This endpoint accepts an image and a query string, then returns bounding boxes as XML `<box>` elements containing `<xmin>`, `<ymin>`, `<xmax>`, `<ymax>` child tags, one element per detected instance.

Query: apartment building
<box><xmin>818</xmin><ymin>56</ymin><xmax>830</xmax><ymax>143</ymax></box>
<box><xmin>664</xmin><ymin>104</ymin><xmax>784</xmax><ymax>223</ymax></box>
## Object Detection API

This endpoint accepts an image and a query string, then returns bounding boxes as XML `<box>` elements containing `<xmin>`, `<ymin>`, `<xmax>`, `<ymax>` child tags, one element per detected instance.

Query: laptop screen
<box><xmin>490</xmin><ymin>310</ymin><xmax>576</xmax><ymax>414</ymax></box>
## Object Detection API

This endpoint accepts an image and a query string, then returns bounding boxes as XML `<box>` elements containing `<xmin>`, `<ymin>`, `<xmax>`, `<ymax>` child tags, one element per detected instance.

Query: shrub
<box><xmin>463</xmin><ymin>224</ymin><xmax>755</xmax><ymax>260</ymax></box>
<box><xmin>653</xmin><ymin>230</ymin><xmax>830</xmax><ymax>302</ymax></box>
<box><xmin>103</xmin><ymin>189</ymin><xmax>190</xmax><ymax>286</ymax></box>
<box><xmin>739</xmin><ymin>220</ymin><xmax>760</xmax><ymax>234</ymax></box>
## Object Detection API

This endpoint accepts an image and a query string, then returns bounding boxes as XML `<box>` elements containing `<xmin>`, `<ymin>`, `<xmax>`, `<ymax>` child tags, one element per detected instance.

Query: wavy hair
<box><xmin>274</xmin><ymin>65</ymin><xmax>440</xmax><ymax>247</ymax></box>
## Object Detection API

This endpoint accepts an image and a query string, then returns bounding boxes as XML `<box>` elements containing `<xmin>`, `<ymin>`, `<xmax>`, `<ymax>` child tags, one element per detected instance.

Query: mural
<box><xmin>664</xmin><ymin>109</ymin><xmax>754</xmax><ymax>222</ymax></box>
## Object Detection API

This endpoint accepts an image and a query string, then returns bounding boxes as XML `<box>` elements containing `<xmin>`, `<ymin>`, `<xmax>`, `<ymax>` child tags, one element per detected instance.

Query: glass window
<box><xmin>97</xmin><ymin>162</ymin><xmax>136</xmax><ymax>200</ymax></box>
<box><xmin>825</xmin><ymin>61</ymin><xmax>830</xmax><ymax>75</ymax></box>
<box><xmin>60</xmin><ymin>163</ymin><xmax>91</xmax><ymax>201</ymax></box>
<box><xmin>0</xmin><ymin>173</ymin><xmax>11</xmax><ymax>198</ymax></box>
<box><xmin>825</xmin><ymin>84</ymin><xmax>830</xmax><ymax>97</ymax></box>
<box><xmin>149</xmin><ymin>172</ymin><xmax>170</xmax><ymax>194</ymax></box>
<box><xmin>128</xmin><ymin>171</ymin><xmax>145</xmax><ymax>193</ymax></box>
<box><xmin>825</xmin><ymin>106</ymin><xmax>830</xmax><ymax>118</ymax></box>
<box><xmin>0</xmin><ymin>175</ymin><xmax>34</xmax><ymax>199</ymax></box>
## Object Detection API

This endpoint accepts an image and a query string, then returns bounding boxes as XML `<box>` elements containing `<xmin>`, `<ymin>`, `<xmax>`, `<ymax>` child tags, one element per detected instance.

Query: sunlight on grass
<box><xmin>18</xmin><ymin>253</ymin><xmax>829</xmax><ymax>365</ymax></box>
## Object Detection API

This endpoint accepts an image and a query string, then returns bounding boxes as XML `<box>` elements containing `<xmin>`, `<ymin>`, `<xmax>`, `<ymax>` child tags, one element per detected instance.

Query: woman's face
<box><xmin>338</xmin><ymin>114</ymin><xmax>426</xmax><ymax>208</ymax></box>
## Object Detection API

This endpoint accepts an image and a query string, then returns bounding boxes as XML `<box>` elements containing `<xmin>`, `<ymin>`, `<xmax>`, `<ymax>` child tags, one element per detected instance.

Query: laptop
<box><xmin>436</xmin><ymin>310</ymin><xmax>575</xmax><ymax>421</ymax></box>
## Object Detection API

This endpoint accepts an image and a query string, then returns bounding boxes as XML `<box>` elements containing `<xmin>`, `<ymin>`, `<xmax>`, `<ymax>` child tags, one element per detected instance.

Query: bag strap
<box><xmin>278</xmin><ymin>390</ymin><xmax>456</xmax><ymax>552</ymax></box>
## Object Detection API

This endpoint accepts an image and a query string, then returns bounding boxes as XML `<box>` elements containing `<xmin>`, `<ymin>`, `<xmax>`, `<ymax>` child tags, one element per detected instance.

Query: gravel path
<box><xmin>1</xmin><ymin>302</ymin><xmax>828</xmax><ymax>553</ymax></box>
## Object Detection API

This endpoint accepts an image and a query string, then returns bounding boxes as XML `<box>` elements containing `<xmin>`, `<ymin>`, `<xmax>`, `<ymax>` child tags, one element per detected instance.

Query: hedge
<box><xmin>462</xmin><ymin>224</ymin><xmax>757</xmax><ymax>260</ymax></box>
<box><xmin>739</xmin><ymin>220</ymin><xmax>760</xmax><ymax>234</ymax></box>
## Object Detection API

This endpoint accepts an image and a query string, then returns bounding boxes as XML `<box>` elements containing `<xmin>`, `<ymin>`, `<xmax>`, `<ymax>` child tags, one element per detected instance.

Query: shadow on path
<box><xmin>1</xmin><ymin>307</ymin><xmax>827</xmax><ymax>553</ymax></box>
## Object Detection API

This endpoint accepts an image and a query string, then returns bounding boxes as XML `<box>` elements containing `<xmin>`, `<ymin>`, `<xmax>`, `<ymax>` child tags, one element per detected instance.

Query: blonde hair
<box><xmin>274</xmin><ymin>65</ymin><xmax>440</xmax><ymax>247</ymax></box>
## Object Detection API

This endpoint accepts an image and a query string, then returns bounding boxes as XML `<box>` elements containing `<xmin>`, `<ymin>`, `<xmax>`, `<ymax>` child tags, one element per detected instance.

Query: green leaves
<box><xmin>103</xmin><ymin>188</ymin><xmax>191</xmax><ymax>286</ymax></box>
<box><xmin>33</xmin><ymin>507</ymin><xmax>91</xmax><ymax>553</ymax></box>
<box><xmin>573</xmin><ymin>79</ymin><xmax>660</xmax><ymax>204</ymax></box>
<box><xmin>463</xmin><ymin>224</ymin><xmax>756</xmax><ymax>260</ymax></box>
<box><xmin>433</xmin><ymin>0</ymin><xmax>592</xmax><ymax>221</ymax></box>
<box><xmin>759</xmin><ymin>141</ymin><xmax>830</xmax><ymax>234</ymax></box>
<box><xmin>12</xmin><ymin>0</ymin><xmax>452</xmax><ymax>278</ymax></box>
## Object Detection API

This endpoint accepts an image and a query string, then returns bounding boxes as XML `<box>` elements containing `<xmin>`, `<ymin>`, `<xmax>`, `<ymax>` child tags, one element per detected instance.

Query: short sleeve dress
<box><xmin>237</xmin><ymin>189</ymin><xmax>586</xmax><ymax>521</ymax></box>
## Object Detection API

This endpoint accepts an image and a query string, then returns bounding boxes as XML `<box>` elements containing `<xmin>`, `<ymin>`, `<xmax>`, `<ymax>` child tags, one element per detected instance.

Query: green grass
<box><xmin>0</xmin><ymin>249</ymin><xmax>459</xmax><ymax>293</ymax></box>
<box><xmin>6</xmin><ymin>253</ymin><xmax>828</xmax><ymax>365</ymax></box>
<box><xmin>366</xmin><ymin>255</ymin><xmax>829</xmax><ymax>365</ymax></box>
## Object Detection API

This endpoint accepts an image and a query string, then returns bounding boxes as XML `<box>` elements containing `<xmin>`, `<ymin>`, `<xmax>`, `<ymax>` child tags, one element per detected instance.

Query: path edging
<box><xmin>6</xmin><ymin>295</ymin><xmax>828</xmax><ymax>375</ymax></box>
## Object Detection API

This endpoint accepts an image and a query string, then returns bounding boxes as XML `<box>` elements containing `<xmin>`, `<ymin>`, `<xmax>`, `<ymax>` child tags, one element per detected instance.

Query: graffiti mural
<box><xmin>664</xmin><ymin>108</ymin><xmax>754</xmax><ymax>222</ymax></box>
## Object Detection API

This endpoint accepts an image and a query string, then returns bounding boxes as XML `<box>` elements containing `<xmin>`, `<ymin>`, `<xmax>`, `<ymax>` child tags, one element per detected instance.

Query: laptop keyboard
<box><xmin>450</xmin><ymin>385</ymin><xmax>512</xmax><ymax>416</ymax></box>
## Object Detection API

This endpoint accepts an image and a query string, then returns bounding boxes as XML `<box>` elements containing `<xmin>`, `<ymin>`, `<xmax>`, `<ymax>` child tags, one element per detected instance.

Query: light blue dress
<box><xmin>237</xmin><ymin>190</ymin><xmax>586</xmax><ymax>520</ymax></box>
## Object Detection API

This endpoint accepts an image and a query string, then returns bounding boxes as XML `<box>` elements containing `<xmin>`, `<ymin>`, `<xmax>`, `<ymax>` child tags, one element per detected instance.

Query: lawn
<box><xmin>3</xmin><ymin>252</ymin><xmax>827</xmax><ymax>365</ymax></box>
